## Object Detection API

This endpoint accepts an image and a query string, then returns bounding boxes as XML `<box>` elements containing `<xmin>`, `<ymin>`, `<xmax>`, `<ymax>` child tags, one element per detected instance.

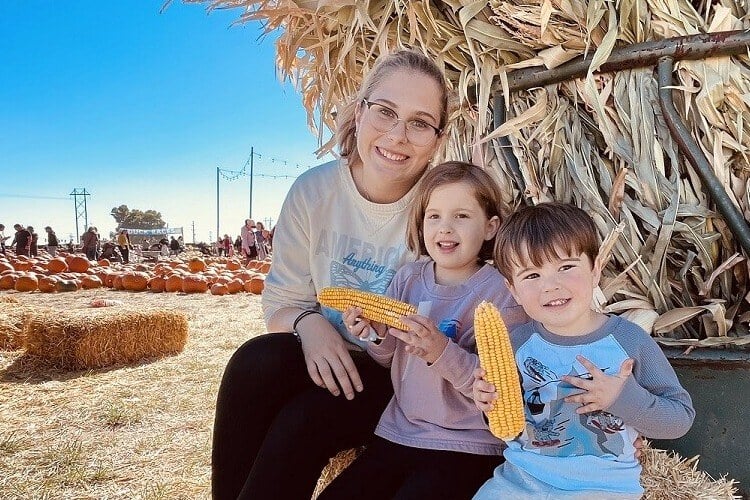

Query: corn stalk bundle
<box><xmin>175</xmin><ymin>0</ymin><xmax>750</xmax><ymax>345</ymax></box>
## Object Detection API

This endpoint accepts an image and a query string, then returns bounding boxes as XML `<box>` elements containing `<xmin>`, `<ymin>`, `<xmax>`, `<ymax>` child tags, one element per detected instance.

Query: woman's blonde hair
<box><xmin>406</xmin><ymin>161</ymin><xmax>507</xmax><ymax>262</ymax></box>
<box><xmin>336</xmin><ymin>49</ymin><xmax>449</xmax><ymax>167</ymax></box>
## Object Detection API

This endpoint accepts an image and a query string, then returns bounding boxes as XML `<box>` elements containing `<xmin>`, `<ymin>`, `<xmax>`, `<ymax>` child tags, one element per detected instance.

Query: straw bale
<box><xmin>0</xmin><ymin>300</ymin><xmax>36</xmax><ymax>350</ymax></box>
<box><xmin>23</xmin><ymin>307</ymin><xmax>189</xmax><ymax>369</ymax></box>
<box><xmin>310</xmin><ymin>443</ymin><xmax>739</xmax><ymax>499</ymax></box>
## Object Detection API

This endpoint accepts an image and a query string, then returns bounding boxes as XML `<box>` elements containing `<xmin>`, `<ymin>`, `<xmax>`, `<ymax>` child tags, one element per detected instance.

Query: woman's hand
<box><xmin>472</xmin><ymin>368</ymin><xmax>497</xmax><ymax>413</ymax></box>
<box><xmin>562</xmin><ymin>355</ymin><xmax>634</xmax><ymax>414</ymax></box>
<box><xmin>296</xmin><ymin>313</ymin><xmax>363</xmax><ymax>400</ymax></box>
<box><xmin>389</xmin><ymin>314</ymin><xmax>448</xmax><ymax>364</ymax></box>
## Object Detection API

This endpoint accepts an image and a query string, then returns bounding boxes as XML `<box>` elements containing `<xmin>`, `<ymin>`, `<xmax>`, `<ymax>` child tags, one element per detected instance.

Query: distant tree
<box><xmin>110</xmin><ymin>205</ymin><xmax>166</xmax><ymax>230</ymax></box>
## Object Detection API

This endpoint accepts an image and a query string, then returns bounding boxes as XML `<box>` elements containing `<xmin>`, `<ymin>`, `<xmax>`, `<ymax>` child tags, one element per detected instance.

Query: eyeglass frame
<box><xmin>360</xmin><ymin>99</ymin><xmax>442</xmax><ymax>142</ymax></box>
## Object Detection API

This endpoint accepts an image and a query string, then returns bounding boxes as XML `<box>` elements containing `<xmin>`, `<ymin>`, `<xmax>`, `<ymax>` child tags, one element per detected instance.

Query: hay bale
<box><xmin>312</xmin><ymin>447</ymin><xmax>363</xmax><ymax>500</ymax></box>
<box><xmin>0</xmin><ymin>300</ymin><xmax>33</xmax><ymax>350</ymax></box>
<box><xmin>642</xmin><ymin>441</ymin><xmax>740</xmax><ymax>499</ymax></box>
<box><xmin>309</xmin><ymin>443</ymin><xmax>739</xmax><ymax>499</ymax></box>
<box><xmin>24</xmin><ymin>307</ymin><xmax>189</xmax><ymax>369</ymax></box>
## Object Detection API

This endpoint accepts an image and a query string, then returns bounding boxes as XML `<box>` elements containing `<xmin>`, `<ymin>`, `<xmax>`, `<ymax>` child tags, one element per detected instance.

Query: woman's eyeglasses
<box><xmin>361</xmin><ymin>99</ymin><xmax>441</xmax><ymax>146</ymax></box>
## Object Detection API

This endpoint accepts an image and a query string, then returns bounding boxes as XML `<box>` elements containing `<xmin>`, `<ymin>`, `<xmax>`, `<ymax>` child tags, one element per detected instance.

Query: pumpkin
<box><xmin>0</xmin><ymin>274</ymin><xmax>17</xmax><ymax>290</ymax></box>
<box><xmin>148</xmin><ymin>276</ymin><xmax>166</xmax><ymax>293</ymax></box>
<box><xmin>14</xmin><ymin>274</ymin><xmax>38</xmax><ymax>292</ymax></box>
<box><xmin>226</xmin><ymin>259</ymin><xmax>242</xmax><ymax>271</ymax></box>
<box><xmin>122</xmin><ymin>272</ymin><xmax>149</xmax><ymax>291</ymax></box>
<box><xmin>210</xmin><ymin>283</ymin><xmax>229</xmax><ymax>295</ymax></box>
<box><xmin>259</xmin><ymin>262</ymin><xmax>272</xmax><ymax>274</ymax></box>
<box><xmin>112</xmin><ymin>274</ymin><xmax>125</xmax><ymax>290</ymax></box>
<box><xmin>12</xmin><ymin>259</ymin><xmax>33</xmax><ymax>272</ymax></box>
<box><xmin>188</xmin><ymin>258</ymin><xmax>207</xmax><ymax>273</ymax></box>
<box><xmin>97</xmin><ymin>258</ymin><xmax>111</xmax><ymax>267</ymax></box>
<box><xmin>56</xmin><ymin>279</ymin><xmax>79</xmax><ymax>292</ymax></box>
<box><xmin>47</xmin><ymin>257</ymin><xmax>68</xmax><ymax>273</ymax></box>
<box><xmin>182</xmin><ymin>275</ymin><xmax>209</xmax><ymax>294</ymax></box>
<box><xmin>68</xmin><ymin>256</ymin><xmax>90</xmax><ymax>273</ymax></box>
<box><xmin>0</xmin><ymin>261</ymin><xmax>13</xmax><ymax>273</ymax></box>
<box><xmin>165</xmin><ymin>274</ymin><xmax>184</xmax><ymax>292</ymax></box>
<box><xmin>38</xmin><ymin>276</ymin><xmax>57</xmax><ymax>293</ymax></box>
<box><xmin>247</xmin><ymin>276</ymin><xmax>265</xmax><ymax>295</ymax></box>
<box><xmin>81</xmin><ymin>275</ymin><xmax>103</xmax><ymax>289</ymax></box>
<box><xmin>226</xmin><ymin>279</ymin><xmax>244</xmax><ymax>294</ymax></box>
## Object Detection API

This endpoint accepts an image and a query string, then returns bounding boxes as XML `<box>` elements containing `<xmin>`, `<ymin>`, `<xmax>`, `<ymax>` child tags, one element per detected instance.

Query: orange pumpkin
<box><xmin>46</xmin><ymin>257</ymin><xmax>68</xmax><ymax>273</ymax></box>
<box><xmin>182</xmin><ymin>275</ymin><xmax>209</xmax><ymax>294</ymax></box>
<box><xmin>81</xmin><ymin>275</ymin><xmax>103</xmax><ymax>289</ymax></box>
<box><xmin>122</xmin><ymin>272</ymin><xmax>149</xmax><ymax>291</ymax></box>
<box><xmin>210</xmin><ymin>283</ymin><xmax>229</xmax><ymax>295</ymax></box>
<box><xmin>0</xmin><ymin>274</ymin><xmax>17</xmax><ymax>290</ymax></box>
<box><xmin>226</xmin><ymin>259</ymin><xmax>242</xmax><ymax>271</ymax></box>
<box><xmin>38</xmin><ymin>276</ymin><xmax>57</xmax><ymax>293</ymax></box>
<box><xmin>258</xmin><ymin>262</ymin><xmax>271</xmax><ymax>274</ymax></box>
<box><xmin>0</xmin><ymin>261</ymin><xmax>13</xmax><ymax>273</ymax></box>
<box><xmin>148</xmin><ymin>276</ymin><xmax>166</xmax><ymax>293</ymax></box>
<box><xmin>14</xmin><ymin>274</ymin><xmax>38</xmax><ymax>292</ymax></box>
<box><xmin>247</xmin><ymin>276</ymin><xmax>265</xmax><ymax>295</ymax></box>
<box><xmin>165</xmin><ymin>274</ymin><xmax>184</xmax><ymax>292</ymax></box>
<box><xmin>226</xmin><ymin>279</ymin><xmax>244</xmax><ymax>294</ymax></box>
<box><xmin>12</xmin><ymin>259</ymin><xmax>33</xmax><ymax>272</ymax></box>
<box><xmin>112</xmin><ymin>274</ymin><xmax>125</xmax><ymax>290</ymax></box>
<box><xmin>188</xmin><ymin>258</ymin><xmax>207</xmax><ymax>273</ymax></box>
<box><xmin>97</xmin><ymin>258</ymin><xmax>111</xmax><ymax>267</ymax></box>
<box><xmin>68</xmin><ymin>256</ymin><xmax>90</xmax><ymax>273</ymax></box>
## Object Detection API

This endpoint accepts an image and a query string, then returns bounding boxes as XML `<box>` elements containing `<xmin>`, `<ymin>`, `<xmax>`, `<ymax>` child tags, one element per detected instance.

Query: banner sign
<box><xmin>120</xmin><ymin>227</ymin><xmax>183</xmax><ymax>236</ymax></box>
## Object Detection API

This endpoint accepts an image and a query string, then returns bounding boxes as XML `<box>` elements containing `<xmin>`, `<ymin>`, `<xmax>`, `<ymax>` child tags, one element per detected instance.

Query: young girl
<box><xmin>318</xmin><ymin>161</ymin><xmax>528</xmax><ymax>499</ymax></box>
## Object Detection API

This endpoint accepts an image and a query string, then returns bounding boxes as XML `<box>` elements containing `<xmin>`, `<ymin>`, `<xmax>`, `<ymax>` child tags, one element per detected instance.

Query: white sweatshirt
<box><xmin>262</xmin><ymin>159</ymin><xmax>421</xmax><ymax>346</ymax></box>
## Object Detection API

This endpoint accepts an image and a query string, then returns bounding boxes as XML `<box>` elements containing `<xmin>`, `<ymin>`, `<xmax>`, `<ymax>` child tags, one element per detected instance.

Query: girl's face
<box><xmin>354</xmin><ymin>69</ymin><xmax>443</xmax><ymax>193</ymax></box>
<box><xmin>422</xmin><ymin>181</ymin><xmax>499</xmax><ymax>286</ymax></box>
<box><xmin>506</xmin><ymin>248</ymin><xmax>602</xmax><ymax>336</ymax></box>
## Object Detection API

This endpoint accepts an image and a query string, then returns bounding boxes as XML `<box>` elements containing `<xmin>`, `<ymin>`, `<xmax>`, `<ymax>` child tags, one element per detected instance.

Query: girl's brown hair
<box><xmin>406</xmin><ymin>161</ymin><xmax>507</xmax><ymax>262</ymax></box>
<box><xmin>494</xmin><ymin>202</ymin><xmax>600</xmax><ymax>283</ymax></box>
<box><xmin>336</xmin><ymin>49</ymin><xmax>449</xmax><ymax>166</ymax></box>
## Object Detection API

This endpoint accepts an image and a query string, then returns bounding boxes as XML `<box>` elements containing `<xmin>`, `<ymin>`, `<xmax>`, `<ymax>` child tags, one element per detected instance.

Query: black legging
<box><xmin>318</xmin><ymin>436</ymin><xmax>500</xmax><ymax>500</ymax></box>
<box><xmin>118</xmin><ymin>245</ymin><xmax>129</xmax><ymax>264</ymax></box>
<box><xmin>212</xmin><ymin>333</ymin><xmax>393</xmax><ymax>500</ymax></box>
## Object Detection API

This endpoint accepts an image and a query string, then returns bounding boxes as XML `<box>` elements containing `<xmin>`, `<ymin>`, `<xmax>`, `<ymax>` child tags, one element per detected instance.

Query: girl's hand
<box><xmin>389</xmin><ymin>314</ymin><xmax>448</xmax><ymax>364</ymax></box>
<box><xmin>472</xmin><ymin>368</ymin><xmax>497</xmax><ymax>412</ymax></box>
<box><xmin>343</xmin><ymin>307</ymin><xmax>386</xmax><ymax>341</ymax></box>
<box><xmin>563</xmin><ymin>355</ymin><xmax>634</xmax><ymax>414</ymax></box>
<box><xmin>295</xmin><ymin>313</ymin><xmax>363</xmax><ymax>400</ymax></box>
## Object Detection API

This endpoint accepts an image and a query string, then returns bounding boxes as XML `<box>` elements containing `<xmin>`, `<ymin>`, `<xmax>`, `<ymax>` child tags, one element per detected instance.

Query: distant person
<box><xmin>223</xmin><ymin>234</ymin><xmax>233</xmax><ymax>257</ymax></box>
<box><xmin>254</xmin><ymin>222</ymin><xmax>269</xmax><ymax>260</ymax></box>
<box><xmin>117</xmin><ymin>229</ymin><xmax>131</xmax><ymax>264</ymax></box>
<box><xmin>11</xmin><ymin>224</ymin><xmax>31</xmax><ymax>257</ymax></box>
<box><xmin>233</xmin><ymin>235</ymin><xmax>242</xmax><ymax>256</ymax></box>
<box><xmin>240</xmin><ymin>219</ymin><xmax>258</xmax><ymax>260</ymax></box>
<box><xmin>44</xmin><ymin>226</ymin><xmax>59</xmax><ymax>256</ymax></box>
<box><xmin>81</xmin><ymin>227</ymin><xmax>99</xmax><ymax>261</ymax></box>
<box><xmin>0</xmin><ymin>223</ymin><xmax>8</xmax><ymax>255</ymax></box>
<box><xmin>27</xmin><ymin>226</ymin><xmax>39</xmax><ymax>257</ymax></box>
<box><xmin>170</xmin><ymin>236</ymin><xmax>180</xmax><ymax>255</ymax></box>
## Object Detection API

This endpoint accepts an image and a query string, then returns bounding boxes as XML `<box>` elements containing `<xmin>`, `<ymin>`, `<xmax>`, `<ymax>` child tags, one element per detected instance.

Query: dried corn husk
<box><xmin>173</xmin><ymin>0</ymin><xmax>750</xmax><ymax>344</ymax></box>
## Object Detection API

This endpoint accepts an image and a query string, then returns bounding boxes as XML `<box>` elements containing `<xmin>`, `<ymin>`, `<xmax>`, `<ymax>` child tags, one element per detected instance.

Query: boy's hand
<box><xmin>563</xmin><ymin>355</ymin><xmax>634</xmax><ymax>414</ymax></box>
<box><xmin>389</xmin><ymin>314</ymin><xmax>448</xmax><ymax>364</ymax></box>
<box><xmin>472</xmin><ymin>368</ymin><xmax>497</xmax><ymax>413</ymax></box>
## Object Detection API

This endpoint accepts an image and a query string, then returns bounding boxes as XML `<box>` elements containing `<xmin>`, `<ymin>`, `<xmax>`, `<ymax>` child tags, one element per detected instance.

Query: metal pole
<box><xmin>249</xmin><ymin>146</ymin><xmax>254</xmax><ymax>219</ymax></box>
<box><xmin>657</xmin><ymin>57</ymin><xmax>750</xmax><ymax>256</ymax></box>
<box><xmin>216</xmin><ymin>167</ymin><xmax>220</xmax><ymax>246</ymax></box>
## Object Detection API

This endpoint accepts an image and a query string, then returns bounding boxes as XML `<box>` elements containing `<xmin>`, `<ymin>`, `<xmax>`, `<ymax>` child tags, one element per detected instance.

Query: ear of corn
<box><xmin>474</xmin><ymin>301</ymin><xmax>525</xmax><ymax>440</ymax></box>
<box><xmin>318</xmin><ymin>287</ymin><xmax>417</xmax><ymax>331</ymax></box>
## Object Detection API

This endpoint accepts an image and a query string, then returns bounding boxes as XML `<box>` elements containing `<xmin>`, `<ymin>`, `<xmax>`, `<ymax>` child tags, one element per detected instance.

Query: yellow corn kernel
<box><xmin>474</xmin><ymin>301</ymin><xmax>525</xmax><ymax>440</ymax></box>
<box><xmin>318</xmin><ymin>287</ymin><xmax>416</xmax><ymax>331</ymax></box>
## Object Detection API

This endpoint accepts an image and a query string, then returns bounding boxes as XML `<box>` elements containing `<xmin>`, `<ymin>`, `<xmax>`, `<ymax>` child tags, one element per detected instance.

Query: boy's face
<box><xmin>505</xmin><ymin>248</ymin><xmax>601</xmax><ymax>336</ymax></box>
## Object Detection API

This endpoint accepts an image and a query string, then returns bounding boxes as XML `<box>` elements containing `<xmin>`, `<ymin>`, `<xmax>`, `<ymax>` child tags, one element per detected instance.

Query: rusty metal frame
<box><xmin>492</xmin><ymin>30</ymin><xmax>750</xmax><ymax>254</ymax></box>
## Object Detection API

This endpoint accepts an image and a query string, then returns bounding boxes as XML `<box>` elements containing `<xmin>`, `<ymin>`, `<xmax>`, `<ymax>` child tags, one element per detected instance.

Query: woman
<box><xmin>212</xmin><ymin>49</ymin><xmax>450</xmax><ymax>500</ymax></box>
<box><xmin>117</xmin><ymin>229</ymin><xmax>131</xmax><ymax>264</ymax></box>
<box><xmin>254</xmin><ymin>221</ymin><xmax>269</xmax><ymax>260</ymax></box>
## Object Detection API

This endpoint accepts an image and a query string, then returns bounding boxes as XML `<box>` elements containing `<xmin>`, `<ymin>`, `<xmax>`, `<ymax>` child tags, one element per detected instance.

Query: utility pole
<box><xmin>216</xmin><ymin>167</ymin><xmax>220</xmax><ymax>247</ymax></box>
<box><xmin>191</xmin><ymin>221</ymin><xmax>196</xmax><ymax>244</ymax></box>
<box><xmin>70</xmin><ymin>188</ymin><xmax>90</xmax><ymax>243</ymax></box>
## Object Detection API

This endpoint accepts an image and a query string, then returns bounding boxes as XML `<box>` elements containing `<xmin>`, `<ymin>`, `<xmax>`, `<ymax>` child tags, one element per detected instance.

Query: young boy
<box><xmin>472</xmin><ymin>202</ymin><xmax>694</xmax><ymax>499</ymax></box>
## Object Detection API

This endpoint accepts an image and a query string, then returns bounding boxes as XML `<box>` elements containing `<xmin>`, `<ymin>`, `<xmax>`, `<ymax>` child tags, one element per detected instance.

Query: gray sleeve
<box><xmin>606</xmin><ymin>319</ymin><xmax>695</xmax><ymax>439</ymax></box>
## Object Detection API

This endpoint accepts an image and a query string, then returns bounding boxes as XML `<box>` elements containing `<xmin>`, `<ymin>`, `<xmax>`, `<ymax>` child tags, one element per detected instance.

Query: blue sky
<box><xmin>1</xmin><ymin>2</ymin><xmax>328</xmax><ymax>245</ymax></box>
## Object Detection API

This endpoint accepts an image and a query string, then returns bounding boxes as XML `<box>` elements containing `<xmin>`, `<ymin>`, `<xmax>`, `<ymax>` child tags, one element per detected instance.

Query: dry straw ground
<box><xmin>0</xmin><ymin>289</ymin><xmax>264</xmax><ymax>499</ymax></box>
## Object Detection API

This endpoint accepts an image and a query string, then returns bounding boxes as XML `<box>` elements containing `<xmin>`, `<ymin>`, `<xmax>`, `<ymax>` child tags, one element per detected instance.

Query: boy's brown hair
<box><xmin>406</xmin><ymin>161</ymin><xmax>507</xmax><ymax>262</ymax></box>
<box><xmin>494</xmin><ymin>202</ymin><xmax>600</xmax><ymax>283</ymax></box>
